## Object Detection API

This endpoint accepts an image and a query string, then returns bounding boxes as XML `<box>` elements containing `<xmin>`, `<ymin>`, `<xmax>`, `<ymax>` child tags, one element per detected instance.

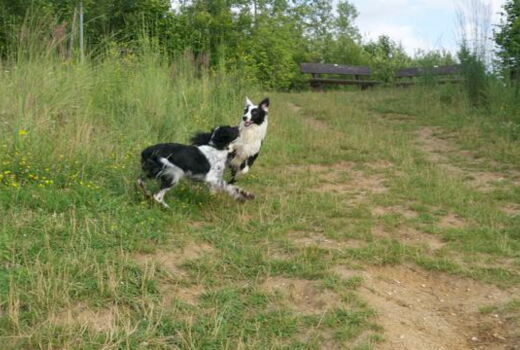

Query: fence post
<box><xmin>79</xmin><ymin>1</ymin><xmax>84</xmax><ymax>63</ymax></box>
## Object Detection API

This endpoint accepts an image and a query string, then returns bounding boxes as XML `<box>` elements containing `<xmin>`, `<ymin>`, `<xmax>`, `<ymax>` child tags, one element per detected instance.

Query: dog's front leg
<box><xmin>209</xmin><ymin>179</ymin><xmax>255</xmax><ymax>202</ymax></box>
<box><xmin>137</xmin><ymin>178</ymin><xmax>153</xmax><ymax>199</ymax></box>
<box><xmin>229</xmin><ymin>167</ymin><xmax>238</xmax><ymax>184</ymax></box>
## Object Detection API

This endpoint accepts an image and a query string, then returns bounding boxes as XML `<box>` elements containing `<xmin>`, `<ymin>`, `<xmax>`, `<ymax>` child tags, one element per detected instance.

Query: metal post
<box><xmin>79</xmin><ymin>1</ymin><xmax>84</xmax><ymax>62</ymax></box>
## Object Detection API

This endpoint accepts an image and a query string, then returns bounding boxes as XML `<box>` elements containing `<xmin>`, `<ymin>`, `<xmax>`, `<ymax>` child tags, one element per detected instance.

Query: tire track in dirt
<box><xmin>415</xmin><ymin>127</ymin><xmax>520</xmax><ymax>192</ymax></box>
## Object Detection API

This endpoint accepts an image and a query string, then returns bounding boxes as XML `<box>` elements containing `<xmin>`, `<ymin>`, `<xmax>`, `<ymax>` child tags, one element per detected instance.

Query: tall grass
<box><xmin>453</xmin><ymin>0</ymin><xmax>520</xmax><ymax>125</ymax></box>
<box><xmin>0</xmin><ymin>23</ymin><xmax>266</xmax><ymax>349</ymax></box>
<box><xmin>0</xmin><ymin>29</ymin><xmax>257</xmax><ymax>190</ymax></box>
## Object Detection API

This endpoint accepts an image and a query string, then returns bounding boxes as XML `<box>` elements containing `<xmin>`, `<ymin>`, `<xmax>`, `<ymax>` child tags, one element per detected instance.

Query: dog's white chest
<box><xmin>234</xmin><ymin>120</ymin><xmax>268</xmax><ymax>161</ymax></box>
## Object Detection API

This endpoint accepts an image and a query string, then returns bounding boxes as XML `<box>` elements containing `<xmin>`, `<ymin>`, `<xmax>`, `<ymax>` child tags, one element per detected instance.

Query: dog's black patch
<box><xmin>210</xmin><ymin>126</ymin><xmax>239</xmax><ymax>150</ymax></box>
<box><xmin>190</xmin><ymin>126</ymin><xmax>239</xmax><ymax>150</ymax></box>
<box><xmin>247</xmin><ymin>97</ymin><xmax>269</xmax><ymax>126</ymax></box>
<box><xmin>247</xmin><ymin>153</ymin><xmax>259</xmax><ymax>167</ymax></box>
<box><xmin>141</xmin><ymin>143</ymin><xmax>211</xmax><ymax>177</ymax></box>
<box><xmin>191</xmin><ymin>131</ymin><xmax>212</xmax><ymax>146</ymax></box>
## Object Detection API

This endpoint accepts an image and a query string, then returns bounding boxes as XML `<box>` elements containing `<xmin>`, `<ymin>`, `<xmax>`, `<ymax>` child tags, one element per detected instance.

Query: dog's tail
<box><xmin>190</xmin><ymin>131</ymin><xmax>212</xmax><ymax>145</ymax></box>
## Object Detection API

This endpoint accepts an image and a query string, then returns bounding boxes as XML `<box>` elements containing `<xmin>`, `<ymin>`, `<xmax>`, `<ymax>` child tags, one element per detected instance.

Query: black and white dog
<box><xmin>192</xmin><ymin>97</ymin><xmax>270</xmax><ymax>183</ymax></box>
<box><xmin>138</xmin><ymin>126</ymin><xmax>255</xmax><ymax>207</ymax></box>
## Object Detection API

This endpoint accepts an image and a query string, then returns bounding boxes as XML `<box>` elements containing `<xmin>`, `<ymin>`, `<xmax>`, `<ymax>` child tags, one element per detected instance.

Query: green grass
<box><xmin>1</xmin><ymin>53</ymin><xmax>520</xmax><ymax>349</ymax></box>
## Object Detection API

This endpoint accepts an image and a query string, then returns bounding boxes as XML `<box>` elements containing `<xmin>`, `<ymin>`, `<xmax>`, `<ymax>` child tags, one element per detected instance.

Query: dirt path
<box><xmin>285</xmin><ymin>117</ymin><xmax>519</xmax><ymax>349</ymax></box>
<box><xmin>416</xmin><ymin>127</ymin><xmax>520</xmax><ymax>191</ymax></box>
<box><xmin>365</xmin><ymin>126</ymin><xmax>518</xmax><ymax>349</ymax></box>
<box><xmin>357</xmin><ymin>265</ymin><xmax>513</xmax><ymax>350</ymax></box>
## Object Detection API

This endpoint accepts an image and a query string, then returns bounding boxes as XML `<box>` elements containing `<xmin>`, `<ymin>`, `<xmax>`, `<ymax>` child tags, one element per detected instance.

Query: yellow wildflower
<box><xmin>18</xmin><ymin>129</ymin><xmax>28</xmax><ymax>136</ymax></box>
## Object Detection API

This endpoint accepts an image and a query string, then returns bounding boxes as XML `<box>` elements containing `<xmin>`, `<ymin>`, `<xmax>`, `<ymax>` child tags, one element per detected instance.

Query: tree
<box><xmin>494</xmin><ymin>0</ymin><xmax>520</xmax><ymax>82</ymax></box>
<box><xmin>335</xmin><ymin>0</ymin><xmax>359</xmax><ymax>40</ymax></box>
<box><xmin>363</xmin><ymin>35</ymin><xmax>411</xmax><ymax>82</ymax></box>
<box><xmin>0</xmin><ymin>0</ymin><xmax>175</xmax><ymax>57</ymax></box>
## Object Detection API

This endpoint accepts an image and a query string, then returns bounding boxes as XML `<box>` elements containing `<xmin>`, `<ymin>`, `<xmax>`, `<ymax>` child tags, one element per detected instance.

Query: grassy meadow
<box><xmin>1</xmin><ymin>54</ymin><xmax>520</xmax><ymax>349</ymax></box>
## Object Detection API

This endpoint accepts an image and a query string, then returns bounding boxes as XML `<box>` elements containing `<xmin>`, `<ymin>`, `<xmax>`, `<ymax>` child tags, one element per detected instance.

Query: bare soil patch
<box><xmin>312</xmin><ymin>163</ymin><xmax>388</xmax><ymax>197</ymax></box>
<box><xmin>332</xmin><ymin>265</ymin><xmax>363</xmax><ymax>280</ymax></box>
<box><xmin>285</xmin><ymin>161</ymin><xmax>389</xmax><ymax>203</ymax></box>
<box><xmin>415</xmin><ymin>127</ymin><xmax>520</xmax><ymax>191</ymax></box>
<box><xmin>366</xmin><ymin>160</ymin><xmax>394</xmax><ymax>170</ymax></box>
<box><xmin>161</xmin><ymin>283</ymin><xmax>205</xmax><ymax>306</ymax></box>
<box><xmin>296</xmin><ymin>329</ymin><xmax>344</xmax><ymax>350</ymax></box>
<box><xmin>304</xmin><ymin>116</ymin><xmax>331</xmax><ymax>131</ymax></box>
<box><xmin>51</xmin><ymin>303</ymin><xmax>119</xmax><ymax>332</ymax></box>
<box><xmin>187</xmin><ymin>221</ymin><xmax>207</xmax><ymax>229</ymax></box>
<box><xmin>134</xmin><ymin>243</ymin><xmax>213</xmax><ymax>276</ymax></box>
<box><xmin>289</xmin><ymin>231</ymin><xmax>366</xmax><ymax>250</ymax></box>
<box><xmin>352</xmin><ymin>265</ymin><xmax>517</xmax><ymax>350</ymax></box>
<box><xmin>501</xmin><ymin>203</ymin><xmax>520</xmax><ymax>216</ymax></box>
<box><xmin>372</xmin><ymin>205</ymin><xmax>418</xmax><ymax>219</ymax></box>
<box><xmin>416</xmin><ymin>127</ymin><xmax>454</xmax><ymax>162</ymax></box>
<box><xmin>372</xmin><ymin>225</ymin><xmax>446</xmax><ymax>251</ymax></box>
<box><xmin>287</xmin><ymin>102</ymin><xmax>302</xmax><ymax>113</ymax></box>
<box><xmin>438</xmin><ymin>213</ymin><xmax>467</xmax><ymax>229</ymax></box>
<box><xmin>380</xmin><ymin>113</ymin><xmax>415</xmax><ymax>122</ymax></box>
<box><xmin>133</xmin><ymin>243</ymin><xmax>213</xmax><ymax>305</ymax></box>
<box><xmin>465</xmin><ymin>171</ymin><xmax>507</xmax><ymax>189</ymax></box>
<box><xmin>313</xmin><ymin>174</ymin><xmax>387</xmax><ymax>197</ymax></box>
<box><xmin>267</xmin><ymin>245</ymin><xmax>295</xmax><ymax>260</ymax></box>
<box><xmin>287</xmin><ymin>102</ymin><xmax>344</xmax><ymax>137</ymax></box>
<box><xmin>261</xmin><ymin>276</ymin><xmax>341</xmax><ymax>315</ymax></box>
<box><xmin>284</xmin><ymin>161</ymin><xmax>355</xmax><ymax>175</ymax></box>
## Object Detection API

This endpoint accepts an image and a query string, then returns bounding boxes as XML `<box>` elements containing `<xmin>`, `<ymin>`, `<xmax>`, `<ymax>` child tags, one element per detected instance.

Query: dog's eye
<box><xmin>244</xmin><ymin>108</ymin><xmax>248</xmax><ymax>113</ymax></box>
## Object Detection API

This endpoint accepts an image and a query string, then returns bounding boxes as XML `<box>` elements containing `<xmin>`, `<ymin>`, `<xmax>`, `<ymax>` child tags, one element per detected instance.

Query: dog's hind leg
<box><xmin>152</xmin><ymin>176</ymin><xmax>178</xmax><ymax>208</ymax></box>
<box><xmin>151</xmin><ymin>158</ymin><xmax>186</xmax><ymax>208</ymax></box>
<box><xmin>153</xmin><ymin>188</ymin><xmax>171</xmax><ymax>208</ymax></box>
<box><xmin>208</xmin><ymin>179</ymin><xmax>255</xmax><ymax>202</ymax></box>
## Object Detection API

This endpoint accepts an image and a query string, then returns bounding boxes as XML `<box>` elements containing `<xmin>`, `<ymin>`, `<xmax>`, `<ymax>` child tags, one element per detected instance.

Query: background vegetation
<box><xmin>0</xmin><ymin>0</ymin><xmax>456</xmax><ymax>89</ymax></box>
<box><xmin>1</xmin><ymin>0</ymin><xmax>517</xmax><ymax>99</ymax></box>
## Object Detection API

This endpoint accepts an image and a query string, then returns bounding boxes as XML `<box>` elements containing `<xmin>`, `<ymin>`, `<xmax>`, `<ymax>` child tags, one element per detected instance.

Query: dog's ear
<box><xmin>259</xmin><ymin>97</ymin><xmax>269</xmax><ymax>111</ymax></box>
<box><xmin>245</xmin><ymin>97</ymin><xmax>253</xmax><ymax>106</ymax></box>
